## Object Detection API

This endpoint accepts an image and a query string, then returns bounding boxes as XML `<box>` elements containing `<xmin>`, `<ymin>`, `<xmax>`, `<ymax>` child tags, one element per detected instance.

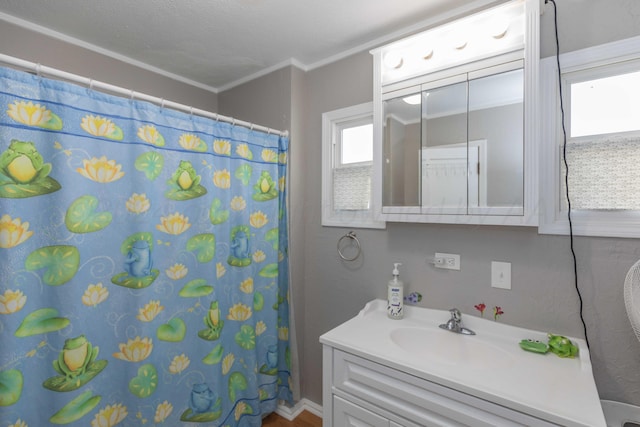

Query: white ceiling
<box><xmin>0</xmin><ymin>0</ymin><xmax>487</xmax><ymax>92</ymax></box>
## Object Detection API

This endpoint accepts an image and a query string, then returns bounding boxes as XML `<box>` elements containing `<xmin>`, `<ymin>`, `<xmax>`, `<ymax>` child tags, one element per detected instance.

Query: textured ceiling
<box><xmin>0</xmin><ymin>0</ymin><xmax>485</xmax><ymax>92</ymax></box>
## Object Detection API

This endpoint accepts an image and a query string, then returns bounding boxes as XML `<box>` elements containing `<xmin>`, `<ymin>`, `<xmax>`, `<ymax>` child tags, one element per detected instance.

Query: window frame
<box><xmin>539</xmin><ymin>35</ymin><xmax>640</xmax><ymax>238</ymax></box>
<box><xmin>321</xmin><ymin>102</ymin><xmax>386</xmax><ymax>229</ymax></box>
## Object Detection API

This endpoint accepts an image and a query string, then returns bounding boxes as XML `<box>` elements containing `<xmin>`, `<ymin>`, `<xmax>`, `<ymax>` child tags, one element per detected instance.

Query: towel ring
<box><xmin>337</xmin><ymin>231</ymin><xmax>361</xmax><ymax>262</ymax></box>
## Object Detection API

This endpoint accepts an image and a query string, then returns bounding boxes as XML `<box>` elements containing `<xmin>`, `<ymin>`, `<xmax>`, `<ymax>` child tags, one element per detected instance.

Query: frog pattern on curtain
<box><xmin>0</xmin><ymin>66</ymin><xmax>292</xmax><ymax>427</ymax></box>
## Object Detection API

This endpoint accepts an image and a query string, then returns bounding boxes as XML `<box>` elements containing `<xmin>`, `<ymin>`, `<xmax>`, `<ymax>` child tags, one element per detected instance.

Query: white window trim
<box><xmin>539</xmin><ymin>35</ymin><xmax>640</xmax><ymax>238</ymax></box>
<box><xmin>321</xmin><ymin>102</ymin><xmax>386</xmax><ymax>229</ymax></box>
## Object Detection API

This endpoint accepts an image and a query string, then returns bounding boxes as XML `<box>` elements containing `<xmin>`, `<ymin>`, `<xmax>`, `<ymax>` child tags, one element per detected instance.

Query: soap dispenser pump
<box><xmin>387</xmin><ymin>263</ymin><xmax>404</xmax><ymax>319</ymax></box>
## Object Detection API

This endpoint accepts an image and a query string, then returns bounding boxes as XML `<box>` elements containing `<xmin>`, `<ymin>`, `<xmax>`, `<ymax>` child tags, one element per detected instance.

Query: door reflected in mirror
<box><xmin>422</xmin><ymin>81</ymin><xmax>468</xmax><ymax>213</ymax></box>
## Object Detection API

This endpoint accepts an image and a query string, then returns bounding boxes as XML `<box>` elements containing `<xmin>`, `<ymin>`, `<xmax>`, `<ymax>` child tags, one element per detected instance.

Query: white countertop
<box><xmin>320</xmin><ymin>299</ymin><xmax>606</xmax><ymax>427</ymax></box>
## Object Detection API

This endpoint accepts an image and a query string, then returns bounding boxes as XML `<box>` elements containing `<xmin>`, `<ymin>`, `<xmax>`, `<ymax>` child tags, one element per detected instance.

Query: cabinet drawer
<box><xmin>334</xmin><ymin>395</ymin><xmax>390</xmax><ymax>427</ymax></box>
<box><xmin>333</xmin><ymin>349</ymin><xmax>558</xmax><ymax>427</ymax></box>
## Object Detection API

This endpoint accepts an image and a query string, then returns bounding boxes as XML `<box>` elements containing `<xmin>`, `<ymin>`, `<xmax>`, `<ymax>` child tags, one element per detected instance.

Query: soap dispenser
<box><xmin>387</xmin><ymin>263</ymin><xmax>404</xmax><ymax>319</ymax></box>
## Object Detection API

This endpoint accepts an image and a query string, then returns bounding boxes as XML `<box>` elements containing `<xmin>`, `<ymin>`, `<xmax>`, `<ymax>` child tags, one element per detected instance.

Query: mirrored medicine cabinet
<box><xmin>371</xmin><ymin>0</ymin><xmax>539</xmax><ymax>226</ymax></box>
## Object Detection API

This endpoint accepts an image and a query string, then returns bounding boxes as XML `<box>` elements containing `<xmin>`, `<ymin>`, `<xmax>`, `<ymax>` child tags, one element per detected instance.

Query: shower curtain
<box><xmin>0</xmin><ymin>66</ymin><xmax>292</xmax><ymax>426</ymax></box>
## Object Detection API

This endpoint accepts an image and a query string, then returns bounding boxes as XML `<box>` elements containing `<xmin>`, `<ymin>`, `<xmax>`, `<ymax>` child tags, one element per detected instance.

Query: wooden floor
<box><xmin>262</xmin><ymin>410</ymin><xmax>322</xmax><ymax>427</ymax></box>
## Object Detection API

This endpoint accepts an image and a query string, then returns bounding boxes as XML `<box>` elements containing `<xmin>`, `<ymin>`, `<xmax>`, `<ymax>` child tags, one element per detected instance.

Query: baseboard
<box><xmin>275</xmin><ymin>398</ymin><xmax>323</xmax><ymax>421</ymax></box>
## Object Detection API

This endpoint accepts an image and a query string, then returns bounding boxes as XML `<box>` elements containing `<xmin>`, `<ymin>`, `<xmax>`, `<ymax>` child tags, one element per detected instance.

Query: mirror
<box><xmin>422</xmin><ymin>80</ymin><xmax>468</xmax><ymax>213</ymax></box>
<box><xmin>382</xmin><ymin>92</ymin><xmax>421</xmax><ymax>207</ymax></box>
<box><xmin>468</xmin><ymin>69</ymin><xmax>524</xmax><ymax>213</ymax></box>
<box><xmin>382</xmin><ymin>68</ymin><xmax>524</xmax><ymax>215</ymax></box>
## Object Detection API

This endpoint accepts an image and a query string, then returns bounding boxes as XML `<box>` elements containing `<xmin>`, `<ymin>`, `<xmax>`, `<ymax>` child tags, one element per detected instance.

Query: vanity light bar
<box><xmin>378</xmin><ymin>0</ymin><xmax>525</xmax><ymax>85</ymax></box>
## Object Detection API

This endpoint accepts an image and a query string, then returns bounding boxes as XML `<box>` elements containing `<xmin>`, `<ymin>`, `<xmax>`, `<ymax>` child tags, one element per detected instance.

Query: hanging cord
<box><xmin>547</xmin><ymin>0</ymin><xmax>590</xmax><ymax>351</ymax></box>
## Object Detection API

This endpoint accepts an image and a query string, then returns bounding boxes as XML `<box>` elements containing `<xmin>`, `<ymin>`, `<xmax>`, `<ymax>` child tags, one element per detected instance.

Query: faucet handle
<box><xmin>440</xmin><ymin>308</ymin><xmax>476</xmax><ymax>335</ymax></box>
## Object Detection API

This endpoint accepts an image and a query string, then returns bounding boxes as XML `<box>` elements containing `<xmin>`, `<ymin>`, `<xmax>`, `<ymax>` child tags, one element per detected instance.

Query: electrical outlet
<box><xmin>491</xmin><ymin>261</ymin><xmax>511</xmax><ymax>290</ymax></box>
<box><xmin>434</xmin><ymin>253</ymin><xmax>460</xmax><ymax>270</ymax></box>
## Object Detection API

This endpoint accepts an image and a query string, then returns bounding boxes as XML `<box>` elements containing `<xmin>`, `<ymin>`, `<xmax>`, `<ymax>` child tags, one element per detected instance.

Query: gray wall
<box><xmin>217</xmin><ymin>68</ymin><xmax>292</xmax><ymax>133</ymax></box>
<box><xmin>291</xmin><ymin>0</ymin><xmax>640</xmax><ymax>407</ymax></box>
<box><xmin>3</xmin><ymin>0</ymin><xmax>640</xmax><ymax>412</ymax></box>
<box><xmin>539</xmin><ymin>0</ymin><xmax>640</xmax><ymax>58</ymax></box>
<box><xmin>0</xmin><ymin>20</ymin><xmax>218</xmax><ymax>111</ymax></box>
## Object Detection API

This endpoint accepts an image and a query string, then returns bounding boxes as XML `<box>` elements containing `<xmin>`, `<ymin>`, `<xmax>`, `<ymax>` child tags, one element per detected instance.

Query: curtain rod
<box><xmin>0</xmin><ymin>53</ymin><xmax>288</xmax><ymax>138</ymax></box>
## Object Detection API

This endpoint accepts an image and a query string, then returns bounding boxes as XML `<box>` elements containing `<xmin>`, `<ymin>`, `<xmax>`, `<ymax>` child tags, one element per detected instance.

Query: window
<box><xmin>540</xmin><ymin>35</ymin><xmax>640</xmax><ymax>237</ymax></box>
<box><xmin>340</xmin><ymin>123</ymin><xmax>373</xmax><ymax>165</ymax></box>
<box><xmin>570</xmin><ymin>69</ymin><xmax>640</xmax><ymax>138</ymax></box>
<box><xmin>322</xmin><ymin>102</ymin><xmax>385</xmax><ymax>229</ymax></box>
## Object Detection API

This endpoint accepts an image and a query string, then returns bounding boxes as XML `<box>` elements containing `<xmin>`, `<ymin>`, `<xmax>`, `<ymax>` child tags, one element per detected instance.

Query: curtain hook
<box><xmin>189</xmin><ymin>106</ymin><xmax>194</xmax><ymax>117</ymax></box>
<box><xmin>130</xmin><ymin>89</ymin><xmax>135</xmax><ymax>100</ymax></box>
<box><xmin>232</xmin><ymin>118</ymin><xmax>236</xmax><ymax>126</ymax></box>
<box><xmin>250</xmin><ymin>123</ymin><xmax>254</xmax><ymax>131</ymax></box>
<box><xmin>215</xmin><ymin>114</ymin><xmax>220</xmax><ymax>122</ymax></box>
<box><xmin>89</xmin><ymin>79</ymin><xmax>94</xmax><ymax>91</ymax></box>
<box><xmin>267</xmin><ymin>128</ymin><xmax>271</xmax><ymax>135</ymax></box>
<box><xmin>160</xmin><ymin>99</ymin><xmax>165</xmax><ymax>109</ymax></box>
<box><xmin>35</xmin><ymin>63</ymin><xmax>41</xmax><ymax>78</ymax></box>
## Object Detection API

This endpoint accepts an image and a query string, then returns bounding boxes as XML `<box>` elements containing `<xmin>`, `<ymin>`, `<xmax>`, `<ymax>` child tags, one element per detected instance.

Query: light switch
<box><xmin>491</xmin><ymin>261</ymin><xmax>511</xmax><ymax>290</ymax></box>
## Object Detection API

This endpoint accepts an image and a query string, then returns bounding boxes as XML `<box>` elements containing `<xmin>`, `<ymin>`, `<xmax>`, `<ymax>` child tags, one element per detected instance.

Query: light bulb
<box><xmin>454</xmin><ymin>40</ymin><xmax>468</xmax><ymax>50</ymax></box>
<box><xmin>383</xmin><ymin>51</ymin><xmax>403</xmax><ymax>69</ymax></box>
<box><xmin>492</xmin><ymin>16</ymin><xmax>510</xmax><ymax>39</ymax></box>
<box><xmin>402</xmin><ymin>94</ymin><xmax>421</xmax><ymax>105</ymax></box>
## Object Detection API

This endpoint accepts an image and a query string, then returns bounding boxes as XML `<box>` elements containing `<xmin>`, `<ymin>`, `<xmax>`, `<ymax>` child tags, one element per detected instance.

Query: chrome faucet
<box><xmin>439</xmin><ymin>308</ymin><xmax>475</xmax><ymax>335</ymax></box>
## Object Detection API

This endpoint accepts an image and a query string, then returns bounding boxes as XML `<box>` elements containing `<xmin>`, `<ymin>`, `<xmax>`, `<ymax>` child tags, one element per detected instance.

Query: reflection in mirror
<box><xmin>382</xmin><ymin>68</ymin><xmax>524</xmax><ymax>214</ymax></box>
<box><xmin>422</xmin><ymin>81</ymin><xmax>468</xmax><ymax>212</ymax></box>
<box><xmin>468</xmin><ymin>69</ymin><xmax>523</xmax><ymax>211</ymax></box>
<box><xmin>383</xmin><ymin>93</ymin><xmax>421</xmax><ymax>207</ymax></box>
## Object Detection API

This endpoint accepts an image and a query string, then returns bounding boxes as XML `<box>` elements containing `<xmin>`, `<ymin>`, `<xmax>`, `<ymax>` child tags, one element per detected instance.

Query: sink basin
<box><xmin>390</xmin><ymin>327</ymin><xmax>515</xmax><ymax>370</ymax></box>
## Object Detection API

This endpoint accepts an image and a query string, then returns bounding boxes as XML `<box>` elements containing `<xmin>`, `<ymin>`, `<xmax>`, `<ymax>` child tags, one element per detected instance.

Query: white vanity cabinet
<box><xmin>333</xmin><ymin>394</ymin><xmax>420</xmax><ymax>427</ymax></box>
<box><xmin>324</xmin><ymin>347</ymin><xmax>557</xmax><ymax>427</ymax></box>
<box><xmin>320</xmin><ymin>300</ymin><xmax>606</xmax><ymax>427</ymax></box>
<box><xmin>333</xmin><ymin>395</ymin><xmax>392</xmax><ymax>427</ymax></box>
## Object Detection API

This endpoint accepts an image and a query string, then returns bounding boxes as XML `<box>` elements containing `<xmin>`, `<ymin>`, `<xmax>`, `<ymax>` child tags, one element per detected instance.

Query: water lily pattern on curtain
<box><xmin>0</xmin><ymin>66</ymin><xmax>292</xmax><ymax>427</ymax></box>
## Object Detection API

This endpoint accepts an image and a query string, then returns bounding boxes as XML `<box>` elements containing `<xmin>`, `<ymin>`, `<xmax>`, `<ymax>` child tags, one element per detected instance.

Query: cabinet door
<box><xmin>382</xmin><ymin>88</ymin><xmax>422</xmax><ymax>208</ymax></box>
<box><xmin>334</xmin><ymin>395</ymin><xmax>389</xmax><ymax>427</ymax></box>
<box><xmin>421</xmin><ymin>79</ymin><xmax>469</xmax><ymax>214</ymax></box>
<box><xmin>467</xmin><ymin>68</ymin><xmax>524</xmax><ymax>215</ymax></box>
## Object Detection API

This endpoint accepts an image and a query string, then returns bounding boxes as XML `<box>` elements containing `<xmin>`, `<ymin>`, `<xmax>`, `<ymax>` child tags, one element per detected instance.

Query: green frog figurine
<box><xmin>547</xmin><ymin>334</ymin><xmax>579</xmax><ymax>358</ymax></box>
<box><xmin>519</xmin><ymin>334</ymin><xmax>579</xmax><ymax>358</ymax></box>
<box><xmin>518</xmin><ymin>338</ymin><xmax>549</xmax><ymax>354</ymax></box>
